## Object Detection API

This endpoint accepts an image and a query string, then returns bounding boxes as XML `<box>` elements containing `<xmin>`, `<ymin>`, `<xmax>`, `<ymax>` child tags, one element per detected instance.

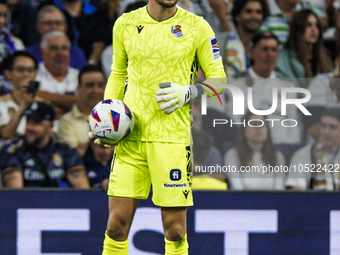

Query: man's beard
<box><xmin>242</xmin><ymin>20</ymin><xmax>261</xmax><ymax>34</ymax></box>
<box><xmin>26</xmin><ymin>135</ymin><xmax>45</xmax><ymax>148</ymax></box>
<box><xmin>155</xmin><ymin>0</ymin><xmax>178</xmax><ymax>8</ymax></box>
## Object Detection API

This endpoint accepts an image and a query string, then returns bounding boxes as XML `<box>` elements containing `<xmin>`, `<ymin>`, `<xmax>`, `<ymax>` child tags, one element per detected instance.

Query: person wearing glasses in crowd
<box><xmin>27</xmin><ymin>5</ymin><xmax>86</xmax><ymax>70</ymax></box>
<box><xmin>0</xmin><ymin>51</ymin><xmax>39</xmax><ymax>142</ymax></box>
<box><xmin>57</xmin><ymin>64</ymin><xmax>106</xmax><ymax>157</ymax></box>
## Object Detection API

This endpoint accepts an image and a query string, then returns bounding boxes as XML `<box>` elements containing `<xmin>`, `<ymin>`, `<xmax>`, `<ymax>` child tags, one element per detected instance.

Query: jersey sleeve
<box><xmin>0</xmin><ymin>145</ymin><xmax>23</xmax><ymax>174</ymax></box>
<box><xmin>196</xmin><ymin>19</ymin><xmax>226</xmax><ymax>80</ymax></box>
<box><xmin>63</xmin><ymin>145</ymin><xmax>85</xmax><ymax>173</ymax></box>
<box><xmin>104</xmin><ymin>17</ymin><xmax>128</xmax><ymax>101</ymax></box>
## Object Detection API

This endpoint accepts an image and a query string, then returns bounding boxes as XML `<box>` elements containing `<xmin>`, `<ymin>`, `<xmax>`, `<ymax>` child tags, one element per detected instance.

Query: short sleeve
<box><xmin>63</xmin><ymin>145</ymin><xmax>84</xmax><ymax>172</ymax></box>
<box><xmin>0</xmin><ymin>145</ymin><xmax>23</xmax><ymax>173</ymax></box>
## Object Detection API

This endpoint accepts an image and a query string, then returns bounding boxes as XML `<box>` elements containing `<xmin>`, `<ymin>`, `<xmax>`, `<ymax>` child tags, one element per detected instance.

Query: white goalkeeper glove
<box><xmin>155</xmin><ymin>82</ymin><xmax>200</xmax><ymax>114</ymax></box>
<box><xmin>86</xmin><ymin>116</ymin><xmax>116</xmax><ymax>148</ymax></box>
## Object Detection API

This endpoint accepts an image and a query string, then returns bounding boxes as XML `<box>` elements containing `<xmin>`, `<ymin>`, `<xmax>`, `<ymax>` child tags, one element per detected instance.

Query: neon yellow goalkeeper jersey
<box><xmin>104</xmin><ymin>6</ymin><xmax>226</xmax><ymax>143</ymax></box>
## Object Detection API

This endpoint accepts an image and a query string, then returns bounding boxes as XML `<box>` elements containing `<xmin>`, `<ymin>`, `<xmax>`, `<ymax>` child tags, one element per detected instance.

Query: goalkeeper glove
<box><xmin>86</xmin><ymin>116</ymin><xmax>117</xmax><ymax>148</ymax></box>
<box><xmin>155</xmin><ymin>82</ymin><xmax>200</xmax><ymax>114</ymax></box>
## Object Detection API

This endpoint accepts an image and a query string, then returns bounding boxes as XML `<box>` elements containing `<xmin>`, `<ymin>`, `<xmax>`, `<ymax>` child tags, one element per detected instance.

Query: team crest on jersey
<box><xmin>8</xmin><ymin>107</ymin><xmax>15</xmax><ymax>116</ymax></box>
<box><xmin>210</xmin><ymin>37</ymin><xmax>220</xmax><ymax>61</ymax></box>
<box><xmin>171</xmin><ymin>25</ymin><xmax>183</xmax><ymax>38</ymax></box>
<box><xmin>53</xmin><ymin>153</ymin><xmax>63</xmax><ymax>167</ymax></box>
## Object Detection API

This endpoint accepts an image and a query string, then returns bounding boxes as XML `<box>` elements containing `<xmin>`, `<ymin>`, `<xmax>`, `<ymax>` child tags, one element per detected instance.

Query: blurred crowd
<box><xmin>0</xmin><ymin>0</ymin><xmax>340</xmax><ymax>191</ymax></box>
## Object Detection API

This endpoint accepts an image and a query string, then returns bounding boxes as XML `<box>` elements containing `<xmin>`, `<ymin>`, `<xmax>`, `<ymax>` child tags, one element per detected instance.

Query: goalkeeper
<box><xmin>97</xmin><ymin>0</ymin><xmax>227</xmax><ymax>253</ymax></box>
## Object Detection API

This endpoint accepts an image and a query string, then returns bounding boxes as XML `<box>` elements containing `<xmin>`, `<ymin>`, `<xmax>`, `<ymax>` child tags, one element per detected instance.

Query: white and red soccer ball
<box><xmin>89</xmin><ymin>99</ymin><xmax>134</xmax><ymax>144</ymax></box>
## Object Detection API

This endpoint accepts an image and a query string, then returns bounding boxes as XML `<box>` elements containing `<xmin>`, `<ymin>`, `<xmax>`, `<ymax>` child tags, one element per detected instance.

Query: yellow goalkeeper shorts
<box><xmin>107</xmin><ymin>140</ymin><xmax>193</xmax><ymax>207</ymax></box>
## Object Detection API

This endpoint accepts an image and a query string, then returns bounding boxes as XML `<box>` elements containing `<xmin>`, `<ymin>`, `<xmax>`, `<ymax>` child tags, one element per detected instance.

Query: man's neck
<box><xmin>12</xmin><ymin>88</ymin><xmax>24</xmax><ymax>104</ymax></box>
<box><xmin>77</xmin><ymin>102</ymin><xmax>92</xmax><ymax>116</ymax></box>
<box><xmin>252</xmin><ymin>66</ymin><xmax>272</xmax><ymax>78</ymax></box>
<box><xmin>28</xmin><ymin>136</ymin><xmax>51</xmax><ymax>150</ymax></box>
<box><xmin>276</xmin><ymin>0</ymin><xmax>297</xmax><ymax>19</ymax></box>
<box><xmin>45</xmin><ymin>64</ymin><xmax>68</xmax><ymax>82</ymax></box>
<box><xmin>61</xmin><ymin>0</ymin><xmax>83</xmax><ymax>17</ymax></box>
<box><xmin>324</xmin><ymin>145</ymin><xmax>340</xmax><ymax>154</ymax></box>
<box><xmin>147</xmin><ymin>2</ymin><xmax>177</xmax><ymax>22</ymax></box>
<box><xmin>237</xmin><ymin>26</ymin><xmax>253</xmax><ymax>52</ymax></box>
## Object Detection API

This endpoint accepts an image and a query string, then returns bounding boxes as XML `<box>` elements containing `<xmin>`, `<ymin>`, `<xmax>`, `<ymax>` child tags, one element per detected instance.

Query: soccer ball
<box><xmin>89</xmin><ymin>99</ymin><xmax>134</xmax><ymax>144</ymax></box>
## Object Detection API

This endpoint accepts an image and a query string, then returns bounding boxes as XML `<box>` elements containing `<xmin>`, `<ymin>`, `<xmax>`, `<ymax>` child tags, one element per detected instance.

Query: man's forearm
<box><xmin>0</xmin><ymin>109</ymin><xmax>24</xmax><ymax>140</ymax></box>
<box><xmin>36</xmin><ymin>91</ymin><xmax>79</xmax><ymax>111</ymax></box>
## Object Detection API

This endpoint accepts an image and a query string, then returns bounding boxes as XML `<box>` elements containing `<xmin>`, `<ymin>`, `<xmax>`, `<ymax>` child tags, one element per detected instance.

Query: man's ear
<box><xmin>5</xmin><ymin>69</ymin><xmax>12</xmax><ymax>80</ymax></box>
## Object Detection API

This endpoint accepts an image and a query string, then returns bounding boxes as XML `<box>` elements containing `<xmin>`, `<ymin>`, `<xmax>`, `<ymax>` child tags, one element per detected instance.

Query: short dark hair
<box><xmin>251</xmin><ymin>31</ymin><xmax>279</xmax><ymax>48</ymax></box>
<box><xmin>322</xmin><ymin>107</ymin><xmax>340</xmax><ymax>121</ymax></box>
<box><xmin>3</xmin><ymin>51</ymin><xmax>38</xmax><ymax>71</ymax></box>
<box><xmin>232</xmin><ymin>0</ymin><xmax>269</xmax><ymax>27</ymax></box>
<box><xmin>0</xmin><ymin>0</ymin><xmax>7</xmax><ymax>6</ymax></box>
<box><xmin>78</xmin><ymin>64</ymin><xmax>106</xmax><ymax>86</ymax></box>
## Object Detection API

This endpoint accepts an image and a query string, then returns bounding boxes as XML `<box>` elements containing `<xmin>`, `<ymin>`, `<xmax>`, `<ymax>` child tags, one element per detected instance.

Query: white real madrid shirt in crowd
<box><xmin>226</xmin><ymin>68</ymin><xmax>302</xmax><ymax>144</ymax></box>
<box><xmin>0</xmin><ymin>94</ymin><xmax>47</xmax><ymax>146</ymax></box>
<box><xmin>306</xmin><ymin>73</ymin><xmax>339</xmax><ymax>107</ymax></box>
<box><xmin>35</xmin><ymin>63</ymin><xmax>79</xmax><ymax>95</ymax></box>
<box><xmin>224</xmin><ymin>148</ymin><xmax>286</xmax><ymax>190</ymax></box>
<box><xmin>224</xmin><ymin>29</ymin><xmax>248</xmax><ymax>76</ymax></box>
<box><xmin>0</xmin><ymin>94</ymin><xmax>26</xmax><ymax>138</ymax></box>
<box><xmin>285</xmin><ymin>143</ymin><xmax>340</xmax><ymax>190</ymax></box>
<box><xmin>101</xmin><ymin>44</ymin><xmax>112</xmax><ymax>78</ymax></box>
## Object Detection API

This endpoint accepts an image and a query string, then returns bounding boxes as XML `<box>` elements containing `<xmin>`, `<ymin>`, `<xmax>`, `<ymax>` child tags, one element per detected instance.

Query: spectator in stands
<box><xmin>191</xmin><ymin>99</ymin><xmax>238</xmax><ymax>158</ymax></box>
<box><xmin>0</xmin><ymin>80</ymin><xmax>12</xmax><ymax>95</ymax></box>
<box><xmin>192</xmin><ymin>128</ymin><xmax>227</xmax><ymax>190</ymax></box>
<box><xmin>0</xmin><ymin>0</ymin><xmax>25</xmax><ymax>72</ymax></box>
<box><xmin>27</xmin><ymin>5</ymin><xmax>86</xmax><ymax>70</ymax></box>
<box><xmin>0</xmin><ymin>51</ymin><xmax>39</xmax><ymax>141</ymax></box>
<box><xmin>227</xmin><ymin>32</ymin><xmax>301</xmax><ymax>144</ymax></box>
<box><xmin>261</xmin><ymin>0</ymin><xmax>326</xmax><ymax>47</ymax></box>
<box><xmin>276</xmin><ymin>10</ymin><xmax>332</xmax><ymax>88</ymax></box>
<box><xmin>0</xmin><ymin>102</ymin><xmax>90</xmax><ymax>188</ymax></box>
<box><xmin>57</xmin><ymin>65</ymin><xmax>106</xmax><ymax>156</ymax></box>
<box><xmin>223</xmin><ymin>0</ymin><xmax>269</xmax><ymax>75</ymax></box>
<box><xmin>83</xmin><ymin>140</ymin><xmax>114</xmax><ymax>189</ymax></box>
<box><xmin>101</xmin><ymin>0</ymin><xmax>147</xmax><ymax>77</ymax></box>
<box><xmin>38</xmin><ymin>0</ymin><xmax>112</xmax><ymax>65</ymax></box>
<box><xmin>224</xmin><ymin>111</ymin><xmax>286</xmax><ymax>190</ymax></box>
<box><xmin>36</xmin><ymin>31</ymin><xmax>79</xmax><ymax>120</ymax></box>
<box><xmin>304</xmin><ymin>75</ymin><xmax>340</xmax><ymax>141</ymax></box>
<box><xmin>6</xmin><ymin>0</ymin><xmax>39</xmax><ymax>47</ymax></box>
<box><xmin>286</xmin><ymin>107</ymin><xmax>340</xmax><ymax>191</ymax></box>
<box><xmin>206</xmin><ymin>0</ymin><xmax>231</xmax><ymax>32</ymax></box>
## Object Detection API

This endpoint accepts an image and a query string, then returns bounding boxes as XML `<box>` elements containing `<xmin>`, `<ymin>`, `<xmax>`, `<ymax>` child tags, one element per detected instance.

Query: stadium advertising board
<box><xmin>0</xmin><ymin>190</ymin><xmax>339</xmax><ymax>255</ymax></box>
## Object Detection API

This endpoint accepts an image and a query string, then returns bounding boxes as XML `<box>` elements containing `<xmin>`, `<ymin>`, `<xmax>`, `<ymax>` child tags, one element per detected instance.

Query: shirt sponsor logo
<box><xmin>163</xmin><ymin>183</ymin><xmax>187</xmax><ymax>188</ymax></box>
<box><xmin>88</xmin><ymin>170</ymin><xmax>98</xmax><ymax>178</ymax></box>
<box><xmin>210</xmin><ymin>37</ymin><xmax>220</xmax><ymax>61</ymax></box>
<box><xmin>25</xmin><ymin>158</ymin><xmax>35</xmax><ymax>167</ymax></box>
<box><xmin>171</xmin><ymin>25</ymin><xmax>183</xmax><ymax>38</ymax></box>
